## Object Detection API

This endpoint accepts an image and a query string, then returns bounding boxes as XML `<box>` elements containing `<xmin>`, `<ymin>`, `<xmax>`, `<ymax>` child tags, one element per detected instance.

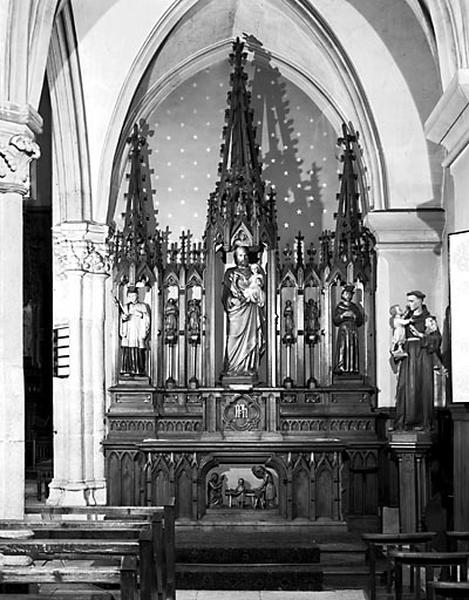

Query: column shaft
<box><xmin>0</xmin><ymin>192</ymin><xmax>24</xmax><ymax>518</ymax></box>
<box><xmin>90</xmin><ymin>273</ymin><xmax>107</xmax><ymax>504</ymax></box>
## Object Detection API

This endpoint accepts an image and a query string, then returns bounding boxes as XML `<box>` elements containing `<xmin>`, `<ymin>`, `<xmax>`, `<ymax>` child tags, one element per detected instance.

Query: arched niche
<box><xmin>99</xmin><ymin>0</ymin><xmax>398</xmax><ymax>227</ymax></box>
<box><xmin>50</xmin><ymin>0</ymin><xmax>440</xmax><ymax>224</ymax></box>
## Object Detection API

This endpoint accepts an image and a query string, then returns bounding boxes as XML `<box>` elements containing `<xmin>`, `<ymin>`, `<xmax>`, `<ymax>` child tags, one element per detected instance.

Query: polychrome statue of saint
<box><xmin>222</xmin><ymin>245</ymin><xmax>265</xmax><ymax>377</ymax></box>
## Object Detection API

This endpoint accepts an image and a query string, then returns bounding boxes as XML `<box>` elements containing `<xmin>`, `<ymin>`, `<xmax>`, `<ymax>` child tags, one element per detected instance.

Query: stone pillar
<box><xmin>49</xmin><ymin>222</ymin><xmax>109</xmax><ymax>505</ymax></box>
<box><xmin>0</xmin><ymin>107</ymin><xmax>41</xmax><ymax>518</ymax></box>
<box><xmin>390</xmin><ymin>432</ymin><xmax>432</xmax><ymax>532</ymax></box>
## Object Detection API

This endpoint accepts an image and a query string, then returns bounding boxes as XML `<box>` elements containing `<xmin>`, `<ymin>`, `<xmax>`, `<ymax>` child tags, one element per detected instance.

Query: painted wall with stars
<box><xmin>115</xmin><ymin>57</ymin><xmax>342</xmax><ymax>250</ymax></box>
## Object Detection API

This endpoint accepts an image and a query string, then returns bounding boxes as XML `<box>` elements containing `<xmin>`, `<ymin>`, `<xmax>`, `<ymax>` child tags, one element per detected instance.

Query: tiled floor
<box><xmin>177</xmin><ymin>591</ymin><xmax>367</xmax><ymax>599</ymax></box>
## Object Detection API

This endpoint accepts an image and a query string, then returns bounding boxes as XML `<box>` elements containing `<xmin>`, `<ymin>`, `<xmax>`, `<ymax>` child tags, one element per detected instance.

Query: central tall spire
<box><xmin>205</xmin><ymin>38</ymin><xmax>277</xmax><ymax>252</ymax></box>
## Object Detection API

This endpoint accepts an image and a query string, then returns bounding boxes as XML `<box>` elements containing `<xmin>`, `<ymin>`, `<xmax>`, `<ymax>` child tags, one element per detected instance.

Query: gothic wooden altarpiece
<box><xmin>105</xmin><ymin>39</ymin><xmax>386</xmax><ymax>525</ymax></box>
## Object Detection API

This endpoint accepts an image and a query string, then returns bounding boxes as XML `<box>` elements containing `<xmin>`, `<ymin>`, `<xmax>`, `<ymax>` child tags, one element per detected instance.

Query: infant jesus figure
<box><xmin>389</xmin><ymin>303</ymin><xmax>412</xmax><ymax>358</ymax></box>
<box><xmin>242</xmin><ymin>263</ymin><xmax>266</xmax><ymax>308</ymax></box>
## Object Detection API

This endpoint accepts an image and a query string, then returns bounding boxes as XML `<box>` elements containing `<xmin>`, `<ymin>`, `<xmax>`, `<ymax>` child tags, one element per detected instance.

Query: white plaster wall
<box><xmin>449</xmin><ymin>144</ymin><xmax>469</xmax><ymax>232</ymax></box>
<box><xmin>70</xmin><ymin>0</ymin><xmax>173</xmax><ymax>205</ymax></box>
<box><xmin>311</xmin><ymin>0</ymin><xmax>440</xmax><ymax>208</ymax></box>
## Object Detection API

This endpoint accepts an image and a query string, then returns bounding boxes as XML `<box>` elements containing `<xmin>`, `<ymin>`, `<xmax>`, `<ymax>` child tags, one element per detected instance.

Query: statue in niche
<box><xmin>187</xmin><ymin>298</ymin><xmax>201</xmax><ymax>343</ymax></box>
<box><xmin>389</xmin><ymin>303</ymin><xmax>412</xmax><ymax>358</ymax></box>
<box><xmin>164</xmin><ymin>298</ymin><xmax>178</xmax><ymax>344</ymax></box>
<box><xmin>332</xmin><ymin>284</ymin><xmax>363</xmax><ymax>375</ymax></box>
<box><xmin>251</xmin><ymin>465</ymin><xmax>277</xmax><ymax>509</ymax></box>
<box><xmin>207</xmin><ymin>472</ymin><xmax>225</xmax><ymax>508</ymax></box>
<box><xmin>305</xmin><ymin>298</ymin><xmax>321</xmax><ymax>345</ymax></box>
<box><xmin>118</xmin><ymin>287</ymin><xmax>151</xmax><ymax>376</ymax></box>
<box><xmin>393</xmin><ymin>291</ymin><xmax>444</xmax><ymax>431</ymax></box>
<box><xmin>283</xmin><ymin>299</ymin><xmax>295</xmax><ymax>344</ymax></box>
<box><xmin>222</xmin><ymin>245</ymin><xmax>265</xmax><ymax>377</ymax></box>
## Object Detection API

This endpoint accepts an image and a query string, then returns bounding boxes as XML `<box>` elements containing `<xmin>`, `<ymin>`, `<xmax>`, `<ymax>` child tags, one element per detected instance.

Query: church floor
<box><xmin>177</xmin><ymin>591</ymin><xmax>367</xmax><ymax>599</ymax></box>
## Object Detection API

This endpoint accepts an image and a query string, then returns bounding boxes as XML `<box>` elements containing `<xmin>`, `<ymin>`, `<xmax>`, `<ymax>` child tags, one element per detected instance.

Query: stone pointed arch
<box><xmin>97</xmin><ymin>0</ymin><xmax>393</xmax><ymax>225</ymax></box>
<box><xmin>47</xmin><ymin>0</ymin><xmax>92</xmax><ymax>224</ymax></box>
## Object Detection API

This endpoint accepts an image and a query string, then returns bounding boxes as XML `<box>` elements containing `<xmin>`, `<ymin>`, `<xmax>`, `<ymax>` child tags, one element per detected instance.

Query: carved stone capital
<box><xmin>0</xmin><ymin>104</ymin><xmax>42</xmax><ymax>195</ymax></box>
<box><xmin>53</xmin><ymin>222</ymin><xmax>111</xmax><ymax>276</ymax></box>
<box><xmin>0</xmin><ymin>130</ymin><xmax>40</xmax><ymax>195</ymax></box>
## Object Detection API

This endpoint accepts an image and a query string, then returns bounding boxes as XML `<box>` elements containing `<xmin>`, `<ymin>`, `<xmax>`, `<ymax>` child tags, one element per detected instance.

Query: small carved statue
<box><xmin>243</xmin><ymin>263</ymin><xmax>265</xmax><ymax>307</ymax></box>
<box><xmin>393</xmin><ymin>291</ymin><xmax>444</xmax><ymax>432</ymax></box>
<box><xmin>332</xmin><ymin>284</ymin><xmax>363</xmax><ymax>375</ymax></box>
<box><xmin>283</xmin><ymin>299</ymin><xmax>295</xmax><ymax>344</ymax></box>
<box><xmin>207</xmin><ymin>472</ymin><xmax>225</xmax><ymax>508</ymax></box>
<box><xmin>164</xmin><ymin>298</ymin><xmax>179</xmax><ymax>344</ymax></box>
<box><xmin>251</xmin><ymin>465</ymin><xmax>277</xmax><ymax>509</ymax></box>
<box><xmin>187</xmin><ymin>298</ymin><xmax>201</xmax><ymax>343</ymax></box>
<box><xmin>389</xmin><ymin>303</ymin><xmax>412</xmax><ymax>358</ymax></box>
<box><xmin>118</xmin><ymin>287</ymin><xmax>151</xmax><ymax>376</ymax></box>
<box><xmin>305</xmin><ymin>298</ymin><xmax>321</xmax><ymax>344</ymax></box>
<box><xmin>225</xmin><ymin>478</ymin><xmax>246</xmax><ymax>508</ymax></box>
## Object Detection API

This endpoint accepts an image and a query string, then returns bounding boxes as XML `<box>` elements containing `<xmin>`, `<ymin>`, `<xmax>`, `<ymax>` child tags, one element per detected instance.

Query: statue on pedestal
<box><xmin>187</xmin><ymin>298</ymin><xmax>201</xmax><ymax>344</ymax></box>
<box><xmin>119</xmin><ymin>287</ymin><xmax>151</xmax><ymax>376</ymax></box>
<box><xmin>164</xmin><ymin>298</ymin><xmax>179</xmax><ymax>345</ymax></box>
<box><xmin>393</xmin><ymin>290</ymin><xmax>442</xmax><ymax>431</ymax></box>
<box><xmin>332</xmin><ymin>284</ymin><xmax>363</xmax><ymax>374</ymax></box>
<box><xmin>222</xmin><ymin>246</ymin><xmax>265</xmax><ymax>377</ymax></box>
<box><xmin>305</xmin><ymin>298</ymin><xmax>320</xmax><ymax>345</ymax></box>
<box><xmin>283</xmin><ymin>299</ymin><xmax>295</xmax><ymax>344</ymax></box>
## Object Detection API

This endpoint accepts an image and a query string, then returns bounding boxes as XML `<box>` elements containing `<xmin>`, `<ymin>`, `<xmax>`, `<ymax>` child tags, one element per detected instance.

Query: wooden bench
<box><xmin>390</xmin><ymin>550</ymin><xmax>469</xmax><ymax>600</ymax></box>
<box><xmin>25</xmin><ymin>502</ymin><xmax>175</xmax><ymax>600</ymax></box>
<box><xmin>0</xmin><ymin>555</ymin><xmax>137</xmax><ymax>600</ymax></box>
<box><xmin>0</xmin><ymin>531</ymin><xmax>150</xmax><ymax>598</ymax></box>
<box><xmin>429</xmin><ymin>581</ymin><xmax>469</xmax><ymax>598</ymax></box>
<box><xmin>362</xmin><ymin>532</ymin><xmax>436</xmax><ymax>600</ymax></box>
<box><xmin>0</xmin><ymin>501</ymin><xmax>175</xmax><ymax>600</ymax></box>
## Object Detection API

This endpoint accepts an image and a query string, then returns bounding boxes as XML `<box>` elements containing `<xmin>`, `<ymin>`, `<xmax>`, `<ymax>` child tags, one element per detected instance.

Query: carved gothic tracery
<box><xmin>53</xmin><ymin>225</ymin><xmax>110</xmax><ymax>276</ymax></box>
<box><xmin>107</xmin><ymin>37</ymin><xmax>376</xmax><ymax>391</ymax></box>
<box><xmin>106</xmin><ymin>39</ymin><xmax>381</xmax><ymax>523</ymax></box>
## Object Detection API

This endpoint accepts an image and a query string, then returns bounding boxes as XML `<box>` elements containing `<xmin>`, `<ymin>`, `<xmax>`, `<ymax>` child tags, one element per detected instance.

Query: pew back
<box><xmin>429</xmin><ymin>581</ymin><xmax>469</xmax><ymax>599</ymax></box>
<box><xmin>0</xmin><ymin>555</ymin><xmax>137</xmax><ymax>600</ymax></box>
<box><xmin>0</xmin><ymin>500</ymin><xmax>175</xmax><ymax>600</ymax></box>
<box><xmin>361</xmin><ymin>532</ymin><xmax>436</xmax><ymax>600</ymax></box>
<box><xmin>391</xmin><ymin>550</ymin><xmax>469</xmax><ymax>600</ymax></box>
